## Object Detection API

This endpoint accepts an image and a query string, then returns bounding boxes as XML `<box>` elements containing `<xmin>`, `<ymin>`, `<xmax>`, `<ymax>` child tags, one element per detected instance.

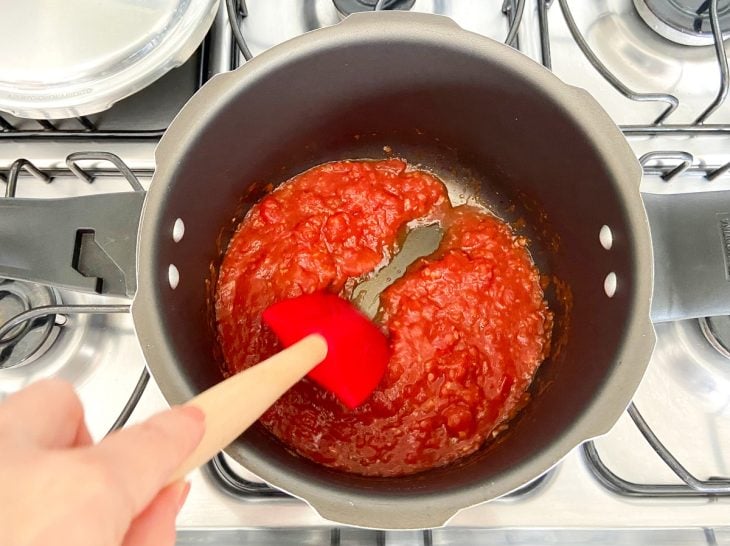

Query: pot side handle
<box><xmin>644</xmin><ymin>190</ymin><xmax>730</xmax><ymax>322</ymax></box>
<box><xmin>338</xmin><ymin>10</ymin><xmax>463</xmax><ymax>30</ymax></box>
<box><xmin>0</xmin><ymin>192</ymin><xmax>145</xmax><ymax>298</ymax></box>
<box><xmin>306</xmin><ymin>496</ymin><xmax>460</xmax><ymax>530</ymax></box>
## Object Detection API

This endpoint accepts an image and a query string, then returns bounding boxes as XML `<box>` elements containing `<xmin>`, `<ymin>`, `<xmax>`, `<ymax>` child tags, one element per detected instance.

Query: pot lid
<box><xmin>0</xmin><ymin>0</ymin><xmax>219</xmax><ymax>119</ymax></box>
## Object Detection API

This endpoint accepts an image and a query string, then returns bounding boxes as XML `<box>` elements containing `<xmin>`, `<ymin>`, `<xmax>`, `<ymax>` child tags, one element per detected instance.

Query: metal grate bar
<box><xmin>621</xmin><ymin>124</ymin><xmax>730</xmax><ymax>135</ymax></box>
<box><xmin>628</xmin><ymin>403</ymin><xmax>730</xmax><ymax>493</ymax></box>
<box><xmin>2</xmin><ymin>154</ymin><xmax>147</xmax><ymax>197</ymax></box>
<box><xmin>0</xmin><ymin>305</ymin><xmax>128</xmax><ymax>347</ymax></box>
<box><xmin>0</xmin><ymin>166</ymin><xmax>155</xmax><ymax>181</ymax></box>
<box><xmin>227</xmin><ymin>0</ymin><xmax>253</xmax><ymax>62</ymax></box>
<box><xmin>0</xmin><ymin>304</ymin><xmax>146</xmax><ymax>434</ymax></box>
<box><xmin>556</xmin><ymin>0</ymin><xmax>678</xmax><ymax>125</ymax></box>
<box><xmin>582</xmin><ymin>403</ymin><xmax>730</xmax><ymax>496</ymax></box>
<box><xmin>65</xmin><ymin>151</ymin><xmax>145</xmax><ymax>191</ymax></box>
<box><xmin>706</xmin><ymin>161</ymin><xmax>730</xmax><ymax>181</ymax></box>
<box><xmin>583</xmin><ymin>442</ymin><xmax>722</xmax><ymax>497</ymax></box>
<box><xmin>0</xmin><ymin>129</ymin><xmax>167</xmax><ymax>139</ymax></box>
<box><xmin>638</xmin><ymin>150</ymin><xmax>730</xmax><ymax>181</ymax></box>
<box><xmin>544</xmin><ymin>0</ymin><xmax>730</xmax><ymax>134</ymax></box>
<box><xmin>208</xmin><ymin>453</ymin><xmax>290</xmax><ymax>498</ymax></box>
<box><xmin>538</xmin><ymin>0</ymin><xmax>553</xmax><ymax>69</ymax></box>
<box><xmin>503</xmin><ymin>0</ymin><xmax>525</xmax><ymax>48</ymax></box>
<box><xmin>106</xmin><ymin>366</ymin><xmax>150</xmax><ymax>434</ymax></box>
<box><xmin>4</xmin><ymin>159</ymin><xmax>51</xmax><ymax>197</ymax></box>
<box><xmin>639</xmin><ymin>151</ymin><xmax>694</xmax><ymax>181</ymax></box>
<box><xmin>37</xmin><ymin>119</ymin><xmax>57</xmax><ymax>130</ymax></box>
<box><xmin>0</xmin><ymin>116</ymin><xmax>15</xmax><ymax>131</ymax></box>
<box><xmin>695</xmin><ymin>0</ymin><xmax>729</xmax><ymax>124</ymax></box>
<box><xmin>77</xmin><ymin>116</ymin><xmax>97</xmax><ymax>131</ymax></box>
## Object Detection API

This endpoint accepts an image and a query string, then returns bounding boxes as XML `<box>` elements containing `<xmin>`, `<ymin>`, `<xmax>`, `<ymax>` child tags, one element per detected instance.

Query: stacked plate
<box><xmin>0</xmin><ymin>0</ymin><xmax>219</xmax><ymax>119</ymax></box>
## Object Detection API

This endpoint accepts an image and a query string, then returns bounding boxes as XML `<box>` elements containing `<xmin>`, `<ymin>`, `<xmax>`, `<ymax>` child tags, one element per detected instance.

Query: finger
<box><xmin>73</xmin><ymin>418</ymin><xmax>93</xmax><ymax>447</ymax></box>
<box><xmin>0</xmin><ymin>379</ymin><xmax>87</xmax><ymax>449</ymax></box>
<box><xmin>92</xmin><ymin>405</ymin><xmax>204</xmax><ymax>518</ymax></box>
<box><xmin>121</xmin><ymin>481</ymin><xmax>189</xmax><ymax>546</ymax></box>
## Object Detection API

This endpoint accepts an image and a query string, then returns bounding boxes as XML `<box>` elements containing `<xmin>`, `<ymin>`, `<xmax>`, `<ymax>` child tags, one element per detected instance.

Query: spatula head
<box><xmin>262</xmin><ymin>292</ymin><xmax>390</xmax><ymax>409</ymax></box>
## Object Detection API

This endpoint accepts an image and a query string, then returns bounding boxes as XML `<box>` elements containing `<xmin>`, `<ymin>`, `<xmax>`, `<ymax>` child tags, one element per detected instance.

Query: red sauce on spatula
<box><xmin>215</xmin><ymin>159</ymin><xmax>552</xmax><ymax>476</ymax></box>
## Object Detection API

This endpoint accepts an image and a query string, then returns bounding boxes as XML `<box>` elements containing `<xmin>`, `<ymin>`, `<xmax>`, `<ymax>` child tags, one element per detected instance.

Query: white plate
<box><xmin>0</xmin><ymin>0</ymin><xmax>219</xmax><ymax>119</ymax></box>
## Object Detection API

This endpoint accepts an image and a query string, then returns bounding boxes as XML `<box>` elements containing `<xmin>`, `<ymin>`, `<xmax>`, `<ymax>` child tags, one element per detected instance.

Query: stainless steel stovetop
<box><xmin>2</xmin><ymin>1</ymin><xmax>730</xmax><ymax>544</ymax></box>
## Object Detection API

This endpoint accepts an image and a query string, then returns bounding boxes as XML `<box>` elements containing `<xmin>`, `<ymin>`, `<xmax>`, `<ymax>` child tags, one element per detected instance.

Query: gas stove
<box><xmin>2</xmin><ymin>1</ymin><xmax>730</xmax><ymax>544</ymax></box>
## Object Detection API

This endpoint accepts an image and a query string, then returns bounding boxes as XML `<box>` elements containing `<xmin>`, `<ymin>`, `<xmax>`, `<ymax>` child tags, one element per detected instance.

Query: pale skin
<box><xmin>0</xmin><ymin>379</ymin><xmax>206</xmax><ymax>546</ymax></box>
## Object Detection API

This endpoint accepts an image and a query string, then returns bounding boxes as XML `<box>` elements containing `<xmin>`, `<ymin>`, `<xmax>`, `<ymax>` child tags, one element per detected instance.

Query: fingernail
<box><xmin>176</xmin><ymin>481</ymin><xmax>191</xmax><ymax>513</ymax></box>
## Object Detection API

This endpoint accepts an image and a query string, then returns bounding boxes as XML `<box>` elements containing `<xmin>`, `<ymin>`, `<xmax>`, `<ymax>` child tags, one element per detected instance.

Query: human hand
<box><xmin>0</xmin><ymin>379</ymin><xmax>205</xmax><ymax>546</ymax></box>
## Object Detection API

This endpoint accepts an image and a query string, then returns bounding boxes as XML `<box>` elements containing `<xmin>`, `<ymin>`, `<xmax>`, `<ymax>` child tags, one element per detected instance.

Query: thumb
<box><xmin>91</xmin><ymin>405</ymin><xmax>204</xmax><ymax>522</ymax></box>
<box><xmin>122</xmin><ymin>481</ymin><xmax>190</xmax><ymax>546</ymax></box>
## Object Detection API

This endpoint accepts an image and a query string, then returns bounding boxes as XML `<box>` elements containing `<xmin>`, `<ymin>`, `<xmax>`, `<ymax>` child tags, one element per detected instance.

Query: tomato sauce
<box><xmin>215</xmin><ymin>159</ymin><xmax>552</xmax><ymax>476</ymax></box>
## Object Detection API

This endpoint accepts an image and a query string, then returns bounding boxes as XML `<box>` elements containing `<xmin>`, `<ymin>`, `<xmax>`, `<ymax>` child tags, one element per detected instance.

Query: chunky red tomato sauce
<box><xmin>215</xmin><ymin>159</ymin><xmax>552</xmax><ymax>476</ymax></box>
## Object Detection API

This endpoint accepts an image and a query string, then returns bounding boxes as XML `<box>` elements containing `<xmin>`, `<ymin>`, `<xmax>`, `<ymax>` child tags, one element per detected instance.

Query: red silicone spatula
<box><xmin>169</xmin><ymin>292</ymin><xmax>389</xmax><ymax>482</ymax></box>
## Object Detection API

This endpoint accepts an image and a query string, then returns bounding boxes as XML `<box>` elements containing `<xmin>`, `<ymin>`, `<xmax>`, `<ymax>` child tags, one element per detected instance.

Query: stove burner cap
<box><xmin>333</xmin><ymin>0</ymin><xmax>415</xmax><ymax>18</ymax></box>
<box><xmin>700</xmin><ymin>315</ymin><xmax>730</xmax><ymax>360</ymax></box>
<box><xmin>0</xmin><ymin>279</ymin><xmax>60</xmax><ymax>369</ymax></box>
<box><xmin>634</xmin><ymin>0</ymin><xmax>730</xmax><ymax>46</ymax></box>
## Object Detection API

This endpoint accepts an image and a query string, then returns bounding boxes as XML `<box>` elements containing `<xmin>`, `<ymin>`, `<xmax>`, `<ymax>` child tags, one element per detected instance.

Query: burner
<box><xmin>333</xmin><ymin>0</ymin><xmax>415</xmax><ymax>18</ymax></box>
<box><xmin>651</xmin><ymin>319</ymin><xmax>730</xmax><ymax>415</ymax></box>
<box><xmin>700</xmin><ymin>315</ymin><xmax>730</xmax><ymax>359</ymax></box>
<box><xmin>0</xmin><ymin>279</ymin><xmax>60</xmax><ymax>370</ymax></box>
<box><xmin>633</xmin><ymin>0</ymin><xmax>730</xmax><ymax>46</ymax></box>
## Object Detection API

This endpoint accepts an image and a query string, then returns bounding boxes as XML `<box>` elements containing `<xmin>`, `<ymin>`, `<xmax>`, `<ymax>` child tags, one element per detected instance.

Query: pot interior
<box><xmin>145</xmin><ymin>29</ymin><xmax>642</xmax><ymax>510</ymax></box>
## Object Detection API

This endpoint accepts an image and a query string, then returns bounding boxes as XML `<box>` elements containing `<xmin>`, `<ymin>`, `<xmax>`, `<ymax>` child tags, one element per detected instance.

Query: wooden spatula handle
<box><xmin>169</xmin><ymin>333</ymin><xmax>328</xmax><ymax>483</ymax></box>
